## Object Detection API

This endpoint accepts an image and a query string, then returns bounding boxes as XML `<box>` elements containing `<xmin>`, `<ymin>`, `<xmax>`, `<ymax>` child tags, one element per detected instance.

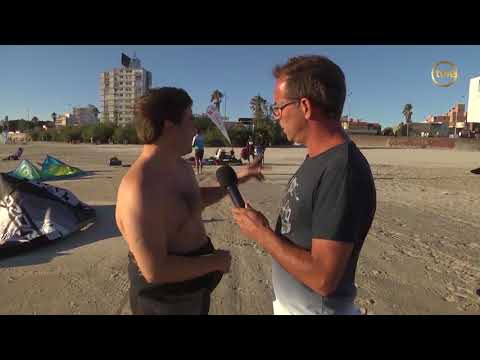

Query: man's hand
<box><xmin>237</xmin><ymin>156</ymin><xmax>265</xmax><ymax>184</ymax></box>
<box><xmin>231</xmin><ymin>203</ymin><xmax>271</xmax><ymax>243</ymax></box>
<box><xmin>212</xmin><ymin>249</ymin><xmax>231</xmax><ymax>273</ymax></box>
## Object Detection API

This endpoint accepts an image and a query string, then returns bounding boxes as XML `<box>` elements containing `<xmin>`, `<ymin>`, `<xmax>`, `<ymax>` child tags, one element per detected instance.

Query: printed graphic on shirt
<box><xmin>280</xmin><ymin>176</ymin><xmax>300</xmax><ymax>235</ymax></box>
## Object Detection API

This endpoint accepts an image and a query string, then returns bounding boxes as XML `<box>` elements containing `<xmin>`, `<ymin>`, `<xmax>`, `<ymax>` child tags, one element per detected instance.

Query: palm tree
<box><xmin>402</xmin><ymin>104</ymin><xmax>413</xmax><ymax>137</ymax></box>
<box><xmin>51</xmin><ymin>112</ymin><xmax>57</xmax><ymax>124</ymax></box>
<box><xmin>250</xmin><ymin>94</ymin><xmax>267</xmax><ymax>120</ymax></box>
<box><xmin>210</xmin><ymin>89</ymin><xmax>223</xmax><ymax>112</ymax></box>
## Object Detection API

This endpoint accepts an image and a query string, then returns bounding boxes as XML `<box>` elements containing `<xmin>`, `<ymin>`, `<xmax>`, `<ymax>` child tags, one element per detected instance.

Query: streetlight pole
<box><xmin>460</xmin><ymin>96</ymin><xmax>467</xmax><ymax>133</ymax></box>
<box><xmin>347</xmin><ymin>91</ymin><xmax>352</xmax><ymax>119</ymax></box>
<box><xmin>224</xmin><ymin>92</ymin><xmax>227</xmax><ymax>120</ymax></box>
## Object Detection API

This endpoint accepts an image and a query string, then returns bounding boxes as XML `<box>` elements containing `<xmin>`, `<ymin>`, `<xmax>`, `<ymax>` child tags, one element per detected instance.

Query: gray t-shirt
<box><xmin>272</xmin><ymin>140</ymin><xmax>376</xmax><ymax>314</ymax></box>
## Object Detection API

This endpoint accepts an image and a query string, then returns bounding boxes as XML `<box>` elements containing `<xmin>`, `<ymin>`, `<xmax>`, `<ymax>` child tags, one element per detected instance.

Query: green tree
<box><xmin>402</xmin><ymin>104</ymin><xmax>413</xmax><ymax>137</ymax></box>
<box><xmin>17</xmin><ymin>120</ymin><xmax>29</xmax><ymax>132</ymax></box>
<box><xmin>394</xmin><ymin>122</ymin><xmax>406</xmax><ymax>136</ymax></box>
<box><xmin>250</xmin><ymin>94</ymin><xmax>268</xmax><ymax>121</ymax></box>
<box><xmin>113</xmin><ymin>125</ymin><xmax>138</xmax><ymax>144</ymax></box>
<box><xmin>227</xmin><ymin>126</ymin><xmax>251</xmax><ymax>147</ymax></box>
<box><xmin>204</xmin><ymin>127</ymin><xmax>227</xmax><ymax>147</ymax></box>
<box><xmin>81</xmin><ymin>124</ymin><xmax>95</xmax><ymax>143</ymax></box>
<box><xmin>123</xmin><ymin>126</ymin><xmax>139</xmax><ymax>144</ymax></box>
<box><xmin>269</xmin><ymin>119</ymin><xmax>289</xmax><ymax>145</ymax></box>
<box><xmin>382</xmin><ymin>127</ymin><xmax>394</xmax><ymax>136</ymax></box>
<box><xmin>63</xmin><ymin>126</ymin><xmax>82</xmax><ymax>142</ymax></box>
<box><xmin>30</xmin><ymin>129</ymin><xmax>41</xmax><ymax>141</ymax></box>
<box><xmin>91</xmin><ymin>122</ymin><xmax>115</xmax><ymax>143</ymax></box>
<box><xmin>193</xmin><ymin>114</ymin><xmax>215</xmax><ymax>132</ymax></box>
<box><xmin>56</xmin><ymin>129</ymin><xmax>67</xmax><ymax>142</ymax></box>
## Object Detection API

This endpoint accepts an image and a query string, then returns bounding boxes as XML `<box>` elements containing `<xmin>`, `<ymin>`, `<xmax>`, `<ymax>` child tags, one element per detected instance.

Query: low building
<box><xmin>54</xmin><ymin>113</ymin><xmax>71</xmax><ymax>127</ymax></box>
<box><xmin>238</xmin><ymin>118</ymin><xmax>254</xmax><ymax>131</ymax></box>
<box><xmin>341</xmin><ymin>117</ymin><xmax>381</xmax><ymax>135</ymax></box>
<box><xmin>224</xmin><ymin>121</ymin><xmax>245</xmax><ymax>131</ymax></box>
<box><xmin>425</xmin><ymin>114</ymin><xmax>449</xmax><ymax>125</ymax></box>
<box><xmin>430</xmin><ymin>122</ymin><xmax>449</xmax><ymax>137</ymax></box>
<box><xmin>408</xmin><ymin>122</ymin><xmax>434</xmax><ymax>137</ymax></box>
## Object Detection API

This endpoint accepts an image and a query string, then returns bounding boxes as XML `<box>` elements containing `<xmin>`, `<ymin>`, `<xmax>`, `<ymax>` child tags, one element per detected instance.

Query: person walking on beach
<box><xmin>115</xmin><ymin>87</ymin><xmax>264</xmax><ymax>315</ymax></box>
<box><xmin>232</xmin><ymin>55</ymin><xmax>376</xmax><ymax>315</ymax></box>
<box><xmin>192</xmin><ymin>128</ymin><xmax>205</xmax><ymax>175</ymax></box>
<box><xmin>246</xmin><ymin>137</ymin><xmax>255</xmax><ymax>164</ymax></box>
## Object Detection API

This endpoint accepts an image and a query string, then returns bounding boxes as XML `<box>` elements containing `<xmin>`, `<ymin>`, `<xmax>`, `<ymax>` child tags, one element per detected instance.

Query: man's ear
<box><xmin>300</xmin><ymin>98</ymin><xmax>313</xmax><ymax>120</ymax></box>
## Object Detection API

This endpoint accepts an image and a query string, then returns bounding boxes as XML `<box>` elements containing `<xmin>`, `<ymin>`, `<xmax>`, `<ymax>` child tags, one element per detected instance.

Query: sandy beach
<box><xmin>0</xmin><ymin>142</ymin><xmax>479</xmax><ymax>315</ymax></box>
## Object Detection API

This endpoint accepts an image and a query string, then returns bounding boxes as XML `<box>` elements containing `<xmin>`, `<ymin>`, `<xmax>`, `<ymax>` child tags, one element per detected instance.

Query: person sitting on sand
<box><xmin>115</xmin><ymin>87</ymin><xmax>264</xmax><ymax>315</ymax></box>
<box><xmin>215</xmin><ymin>148</ymin><xmax>226</xmax><ymax>161</ymax></box>
<box><xmin>2</xmin><ymin>147</ymin><xmax>23</xmax><ymax>161</ymax></box>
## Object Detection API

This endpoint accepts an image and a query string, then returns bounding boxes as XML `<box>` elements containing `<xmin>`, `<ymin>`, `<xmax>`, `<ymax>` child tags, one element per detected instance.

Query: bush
<box><xmin>272</xmin><ymin>121</ymin><xmax>289</xmax><ymax>145</ymax></box>
<box><xmin>63</xmin><ymin>126</ymin><xmax>82</xmax><ymax>142</ymax></box>
<box><xmin>29</xmin><ymin>129</ymin><xmax>41</xmax><ymax>141</ymax></box>
<box><xmin>228</xmin><ymin>126</ymin><xmax>251</xmax><ymax>147</ymax></box>
<box><xmin>382</xmin><ymin>127</ymin><xmax>394</xmax><ymax>136</ymax></box>
<box><xmin>253</xmin><ymin>126</ymin><xmax>271</xmax><ymax>147</ymax></box>
<box><xmin>81</xmin><ymin>125</ymin><xmax>95</xmax><ymax>143</ymax></box>
<box><xmin>204</xmin><ymin>127</ymin><xmax>227</xmax><ymax>147</ymax></box>
<box><xmin>113</xmin><ymin>126</ymin><xmax>139</xmax><ymax>144</ymax></box>
<box><xmin>193</xmin><ymin>115</ymin><xmax>214</xmax><ymax>132</ymax></box>
<box><xmin>87</xmin><ymin>123</ymin><xmax>115</xmax><ymax>143</ymax></box>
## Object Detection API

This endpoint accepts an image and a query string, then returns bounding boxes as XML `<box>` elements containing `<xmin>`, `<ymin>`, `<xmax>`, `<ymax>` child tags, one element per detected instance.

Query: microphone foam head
<box><xmin>216</xmin><ymin>165</ymin><xmax>238</xmax><ymax>188</ymax></box>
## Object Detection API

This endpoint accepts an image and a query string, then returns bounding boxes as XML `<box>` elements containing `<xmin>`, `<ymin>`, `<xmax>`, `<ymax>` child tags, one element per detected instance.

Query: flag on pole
<box><xmin>206</xmin><ymin>104</ymin><xmax>231</xmax><ymax>144</ymax></box>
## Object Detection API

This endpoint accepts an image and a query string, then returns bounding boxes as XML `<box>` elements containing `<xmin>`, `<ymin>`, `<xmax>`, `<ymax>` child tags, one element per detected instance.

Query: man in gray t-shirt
<box><xmin>232</xmin><ymin>55</ymin><xmax>376</xmax><ymax>315</ymax></box>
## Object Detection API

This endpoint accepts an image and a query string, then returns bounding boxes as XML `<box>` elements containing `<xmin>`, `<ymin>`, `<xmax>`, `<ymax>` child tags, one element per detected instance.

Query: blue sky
<box><xmin>1</xmin><ymin>45</ymin><xmax>479</xmax><ymax>127</ymax></box>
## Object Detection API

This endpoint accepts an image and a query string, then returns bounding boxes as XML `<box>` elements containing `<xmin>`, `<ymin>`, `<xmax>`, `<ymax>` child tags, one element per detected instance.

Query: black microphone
<box><xmin>216</xmin><ymin>165</ymin><xmax>245</xmax><ymax>208</ymax></box>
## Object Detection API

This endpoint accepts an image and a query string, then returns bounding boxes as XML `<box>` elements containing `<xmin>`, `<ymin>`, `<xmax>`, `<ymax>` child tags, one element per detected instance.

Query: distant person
<box><xmin>254</xmin><ymin>143</ymin><xmax>264</xmax><ymax>164</ymax></box>
<box><xmin>232</xmin><ymin>55</ymin><xmax>377</xmax><ymax>315</ymax></box>
<box><xmin>115</xmin><ymin>87</ymin><xmax>263</xmax><ymax>315</ymax></box>
<box><xmin>240</xmin><ymin>146</ymin><xmax>250</xmax><ymax>162</ymax></box>
<box><xmin>192</xmin><ymin>128</ymin><xmax>205</xmax><ymax>175</ymax></box>
<box><xmin>215</xmin><ymin>148</ymin><xmax>226</xmax><ymax>161</ymax></box>
<box><xmin>246</xmin><ymin>138</ymin><xmax>255</xmax><ymax>164</ymax></box>
<box><xmin>2</xmin><ymin>147</ymin><xmax>23</xmax><ymax>161</ymax></box>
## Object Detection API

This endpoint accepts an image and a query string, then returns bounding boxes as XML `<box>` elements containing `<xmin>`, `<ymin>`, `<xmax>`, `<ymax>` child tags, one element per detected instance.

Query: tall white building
<box><xmin>99</xmin><ymin>54</ymin><xmax>152</xmax><ymax>126</ymax></box>
<box><xmin>467</xmin><ymin>76</ymin><xmax>480</xmax><ymax>124</ymax></box>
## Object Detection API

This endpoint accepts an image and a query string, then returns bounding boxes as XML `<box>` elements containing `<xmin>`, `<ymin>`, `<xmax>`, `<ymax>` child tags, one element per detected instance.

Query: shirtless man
<box><xmin>115</xmin><ymin>87</ymin><xmax>263</xmax><ymax>315</ymax></box>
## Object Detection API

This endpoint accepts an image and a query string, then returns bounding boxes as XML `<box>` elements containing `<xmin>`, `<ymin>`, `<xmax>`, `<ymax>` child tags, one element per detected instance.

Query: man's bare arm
<box><xmin>121</xmin><ymin>184</ymin><xmax>229</xmax><ymax>284</ymax></box>
<box><xmin>199</xmin><ymin>162</ymin><xmax>264</xmax><ymax>208</ymax></box>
